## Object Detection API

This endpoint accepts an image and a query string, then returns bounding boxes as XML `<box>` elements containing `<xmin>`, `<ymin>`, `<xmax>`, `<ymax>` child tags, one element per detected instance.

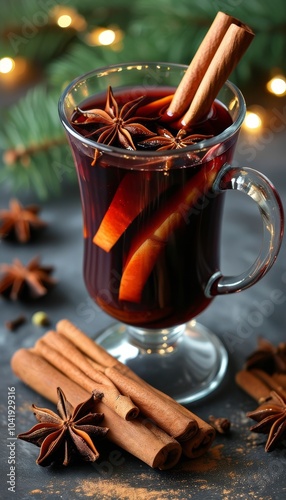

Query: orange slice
<box><xmin>93</xmin><ymin>172</ymin><xmax>168</xmax><ymax>252</ymax></box>
<box><xmin>119</xmin><ymin>152</ymin><xmax>223</xmax><ymax>303</ymax></box>
<box><xmin>136</xmin><ymin>94</ymin><xmax>174</xmax><ymax>117</ymax></box>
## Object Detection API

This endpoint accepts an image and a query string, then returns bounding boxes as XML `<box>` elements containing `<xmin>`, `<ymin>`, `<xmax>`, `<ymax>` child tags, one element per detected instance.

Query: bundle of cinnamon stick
<box><xmin>11</xmin><ymin>319</ymin><xmax>216</xmax><ymax>470</ymax></box>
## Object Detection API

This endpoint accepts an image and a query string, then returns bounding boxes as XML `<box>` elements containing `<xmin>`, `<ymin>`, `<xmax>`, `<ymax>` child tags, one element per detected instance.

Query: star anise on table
<box><xmin>247</xmin><ymin>391</ymin><xmax>286</xmax><ymax>452</ymax></box>
<box><xmin>139</xmin><ymin>127</ymin><xmax>212</xmax><ymax>151</ymax></box>
<box><xmin>0</xmin><ymin>256</ymin><xmax>56</xmax><ymax>301</ymax></box>
<box><xmin>0</xmin><ymin>199</ymin><xmax>47</xmax><ymax>243</ymax></box>
<box><xmin>245</xmin><ymin>337</ymin><xmax>286</xmax><ymax>374</ymax></box>
<box><xmin>18</xmin><ymin>388</ymin><xmax>109</xmax><ymax>466</ymax></box>
<box><xmin>72</xmin><ymin>86</ymin><xmax>156</xmax><ymax>164</ymax></box>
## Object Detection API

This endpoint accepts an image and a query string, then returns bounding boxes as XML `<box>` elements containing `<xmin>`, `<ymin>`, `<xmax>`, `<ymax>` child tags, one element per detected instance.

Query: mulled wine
<box><xmin>69</xmin><ymin>87</ymin><xmax>234</xmax><ymax>328</ymax></box>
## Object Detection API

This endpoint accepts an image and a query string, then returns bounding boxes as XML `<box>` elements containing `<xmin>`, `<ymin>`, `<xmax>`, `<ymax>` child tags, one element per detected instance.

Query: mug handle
<box><xmin>205</xmin><ymin>163</ymin><xmax>284</xmax><ymax>297</ymax></box>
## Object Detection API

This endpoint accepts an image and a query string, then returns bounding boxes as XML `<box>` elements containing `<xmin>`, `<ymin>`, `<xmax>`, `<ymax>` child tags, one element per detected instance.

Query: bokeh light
<box><xmin>0</xmin><ymin>57</ymin><xmax>15</xmax><ymax>74</ymax></box>
<box><xmin>243</xmin><ymin>111</ymin><xmax>263</xmax><ymax>131</ymax></box>
<box><xmin>267</xmin><ymin>76</ymin><xmax>286</xmax><ymax>96</ymax></box>
<box><xmin>57</xmin><ymin>15</ymin><xmax>72</xmax><ymax>28</ymax></box>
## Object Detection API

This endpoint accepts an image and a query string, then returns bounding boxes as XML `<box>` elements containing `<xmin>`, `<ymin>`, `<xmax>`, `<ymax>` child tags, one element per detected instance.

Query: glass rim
<box><xmin>58</xmin><ymin>61</ymin><xmax>246</xmax><ymax>158</ymax></box>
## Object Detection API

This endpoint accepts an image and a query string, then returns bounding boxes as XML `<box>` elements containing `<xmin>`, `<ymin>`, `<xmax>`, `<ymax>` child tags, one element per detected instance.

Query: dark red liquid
<box><xmin>69</xmin><ymin>87</ymin><xmax>236</xmax><ymax>328</ymax></box>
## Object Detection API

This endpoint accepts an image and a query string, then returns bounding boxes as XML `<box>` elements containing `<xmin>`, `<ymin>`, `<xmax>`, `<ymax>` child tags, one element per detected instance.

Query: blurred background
<box><xmin>0</xmin><ymin>0</ymin><xmax>286</xmax><ymax>199</ymax></box>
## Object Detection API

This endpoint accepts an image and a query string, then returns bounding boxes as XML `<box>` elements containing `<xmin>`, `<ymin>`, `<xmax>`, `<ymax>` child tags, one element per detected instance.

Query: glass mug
<box><xmin>59</xmin><ymin>62</ymin><xmax>284</xmax><ymax>404</ymax></box>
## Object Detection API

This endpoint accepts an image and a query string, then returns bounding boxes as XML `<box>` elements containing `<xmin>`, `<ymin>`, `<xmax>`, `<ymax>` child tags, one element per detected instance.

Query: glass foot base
<box><xmin>95</xmin><ymin>320</ymin><xmax>228</xmax><ymax>405</ymax></box>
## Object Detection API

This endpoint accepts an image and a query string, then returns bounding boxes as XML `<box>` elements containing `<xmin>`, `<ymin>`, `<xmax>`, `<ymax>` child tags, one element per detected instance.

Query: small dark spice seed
<box><xmin>5</xmin><ymin>314</ymin><xmax>27</xmax><ymax>331</ymax></box>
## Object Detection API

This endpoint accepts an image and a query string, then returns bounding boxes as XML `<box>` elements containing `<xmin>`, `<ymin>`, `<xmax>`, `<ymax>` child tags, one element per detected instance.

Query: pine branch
<box><xmin>0</xmin><ymin>85</ymin><xmax>75</xmax><ymax>199</ymax></box>
<box><xmin>47</xmin><ymin>42</ymin><xmax>119</xmax><ymax>90</ymax></box>
<box><xmin>1</xmin><ymin>0</ymin><xmax>286</xmax><ymax>200</ymax></box>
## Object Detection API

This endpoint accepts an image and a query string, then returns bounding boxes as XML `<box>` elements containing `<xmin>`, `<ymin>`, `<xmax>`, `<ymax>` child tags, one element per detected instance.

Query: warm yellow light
<box><xmin>51</xmin><ymin>6</ymin><xmax>86</xmax><ymax>31</ymax></box>
<box><xmin>98</xmin><ymin>29</ymin><xmax>116</xmax><ymax>46</ymax></box>
<box><xmin>0</xmin><ymin>57</ymin><xmax>15</xmax><ymax>74</ymax></box>
<box><xmin>57</xmin><ymin>14</ymin><xmax>72</xmax><ymax>28</ymax></box>
<box><xmin>244</xmin><ymin>111</ymin><xmax>263</xmax><ymax>130</ymax></box>
<box><xmin>85</xmin><ymin>26</ymin><xmax>123</xmax><ymax>47</ymax></box>
<box><xmin>267</xmin><ymin>76</ymin><xmax>286</xmax><ymax>96</ymax></box>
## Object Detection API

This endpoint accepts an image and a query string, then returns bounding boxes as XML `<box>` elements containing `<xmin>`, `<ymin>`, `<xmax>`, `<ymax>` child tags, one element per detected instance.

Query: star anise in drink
<box><xmin>0</xmin><ymin>199</ymin><xmax>47</xmax><ymax>243</ymax></box>
<box><xmin>0</xmin><ymin>256</ymin><xmax>56</xmax><ymax>301</ymax></box>
<box><xmin>72</xmin><ymin>86</ymin><xmax>156</xmax><ymax>164</ymax></box>
<box><xmin>247</xmin><ymin>391</ymin><xmax>286</xmax><ymax>451</ymax></box>
<box><xmin>18</xmin><ymin>388</ymin><xmax>109</xmax><ymax>466</ymax></box>
<box><xmin>139</xmin><ymin>127</ymin><xmax>212</xmax><ymax>170</ymax></box>
<box><xmin>139</xmin><ymin>127</ymin><xmax>212</xmax><ymax>151</ymax></box>
<box><xmin>245</xmin><ymin>337</ymin><xmax>286</xmax><ymax>374</ymax></box>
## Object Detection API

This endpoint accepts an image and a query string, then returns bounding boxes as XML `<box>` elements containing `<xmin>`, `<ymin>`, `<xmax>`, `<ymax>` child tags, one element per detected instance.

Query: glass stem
<box><xmin>126</xmin><ymin>324</ymin><xmax>186</xmax><ymax>353</ymax></box>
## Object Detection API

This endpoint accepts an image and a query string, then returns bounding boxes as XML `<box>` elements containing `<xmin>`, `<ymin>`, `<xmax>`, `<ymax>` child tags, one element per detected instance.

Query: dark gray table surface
<box><xmin>1</xmin><ymin>127</ymin><xmax>286</xmax><ymax>500</ymax></box>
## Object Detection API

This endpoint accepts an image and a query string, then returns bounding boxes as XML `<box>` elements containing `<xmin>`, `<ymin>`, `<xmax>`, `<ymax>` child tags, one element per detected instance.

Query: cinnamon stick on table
<box><xmin>11</xmin><ymin>348</ymin><xmax>182</xmax><ymax>470</ymax></box>
<box><xmin>236</xmin><ymin>368</ymin><xmax>286</xmax><ymax>403</ymax></box>
<box><xmin>105</xmin><ymin>366</ymin><xmax>198</xmax><ymax>441</ymax></box>
<box><xmin>55</xmin><ymin>320</ymin><xmax>198</xmax><ymax>441</ymax></box>
<box><xmin>33</xmin><ymin>336</ymin><xmax>139</xmax><ymax>421</ymax></box>
<box><xmin>56</xmin><ymin>319</ymin><xmax>215</xmax><ymax>455</ymax></box>
<box><xmin>165</xmin><ymin>11</ymin><xmax>254</xmax><ymax>127</ymax></box>
<box><xmin>113</xmin><ymin>363</ymin><xmax>216</xmax><ymax>458</ymax></box>
<box><xmin>235</xmin><ymin>370</ymin><xmax>273</xmax><ymax>403</ymax></box>
<box><xmin>250</xmin><ymin>369</ymin><xmax>286</xmax><ymax>400</ymax></box>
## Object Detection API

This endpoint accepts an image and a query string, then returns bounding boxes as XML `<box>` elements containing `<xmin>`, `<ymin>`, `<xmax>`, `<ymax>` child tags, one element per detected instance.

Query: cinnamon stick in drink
<box><xmin>11</xmin><ymin>348</ymin><xmax>182</xmax><ymax>470</ymax></box>
<box><xmin>166</xmin><ymin>11</ymin><xmax>237</xmax><ymax>119</ymax></box>
<box><xmin>164</xmin><ymin>12</ymin><xmax>254</xmax><ymax>127</ymax></box>
<box><xmin>182</xmin><ymin>22</ymin><xmax>254</xmax><ymax>126</ymax></box>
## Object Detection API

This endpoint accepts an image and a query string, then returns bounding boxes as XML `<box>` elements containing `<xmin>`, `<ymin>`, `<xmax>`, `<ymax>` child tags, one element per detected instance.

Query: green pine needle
<box><xmin>0</xmin><ymin>85</ymin><xmax>74</xmax><ymax>199</ymax></box>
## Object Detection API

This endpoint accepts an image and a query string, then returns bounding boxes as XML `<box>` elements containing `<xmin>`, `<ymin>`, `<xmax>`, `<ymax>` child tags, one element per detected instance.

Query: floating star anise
<box><xmin>245</xmin><ymin>337</ymin><xmax>286</xmax><ymax>374</ymax></box>
<box><xmin>73</xmin><ymin>86</ymin><xmax>156</xmax><ymax>163</ymax></box>
<box><xmin>247</xmin><ymin>391</ymin><xmax>286</xmax><ymax>451</ymax></box>
<box><xmin>0</xmin><ymin>199</ymin><xmax>47</xmax><ymax>243</ymax></box>
<box><xmin>0</xmin><ymin>256</ymin><xmax>56</xmax><ymax>301</ymax></box>
<box><xmin>139</xmin><ymin>127</ymin><xmax>212</xmax><ymax>151</ymax></box>
<box><xmin>18</xmin><ymin>388</ymin><xmax>109</xmax><ymax>466</ymax></box>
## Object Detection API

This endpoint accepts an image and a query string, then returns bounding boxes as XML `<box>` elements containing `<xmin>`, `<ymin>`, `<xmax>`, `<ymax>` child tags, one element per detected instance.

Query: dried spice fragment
<box><xmin>0</xmin><ymin>199</ymin><xmax>47</xmax><ymax>243</ymax></box>
<box><xmin>0</xmin><ymin>256</ymin><xmax>56</xmax><ymax>301</ymax></box>
<box><xmin>17</xmin><ymin>387</ymin><xmax>109</xmax><ymax>466</ymax></box>
<box><xmin>208</xmin><ymin>415</ymin><xmax>231</xmax><ymax>434</ymax></box>
<box><xmin>247</xmin><ymin>391</ymin><xmax>286</xmax><ymax>452</ymax></box>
